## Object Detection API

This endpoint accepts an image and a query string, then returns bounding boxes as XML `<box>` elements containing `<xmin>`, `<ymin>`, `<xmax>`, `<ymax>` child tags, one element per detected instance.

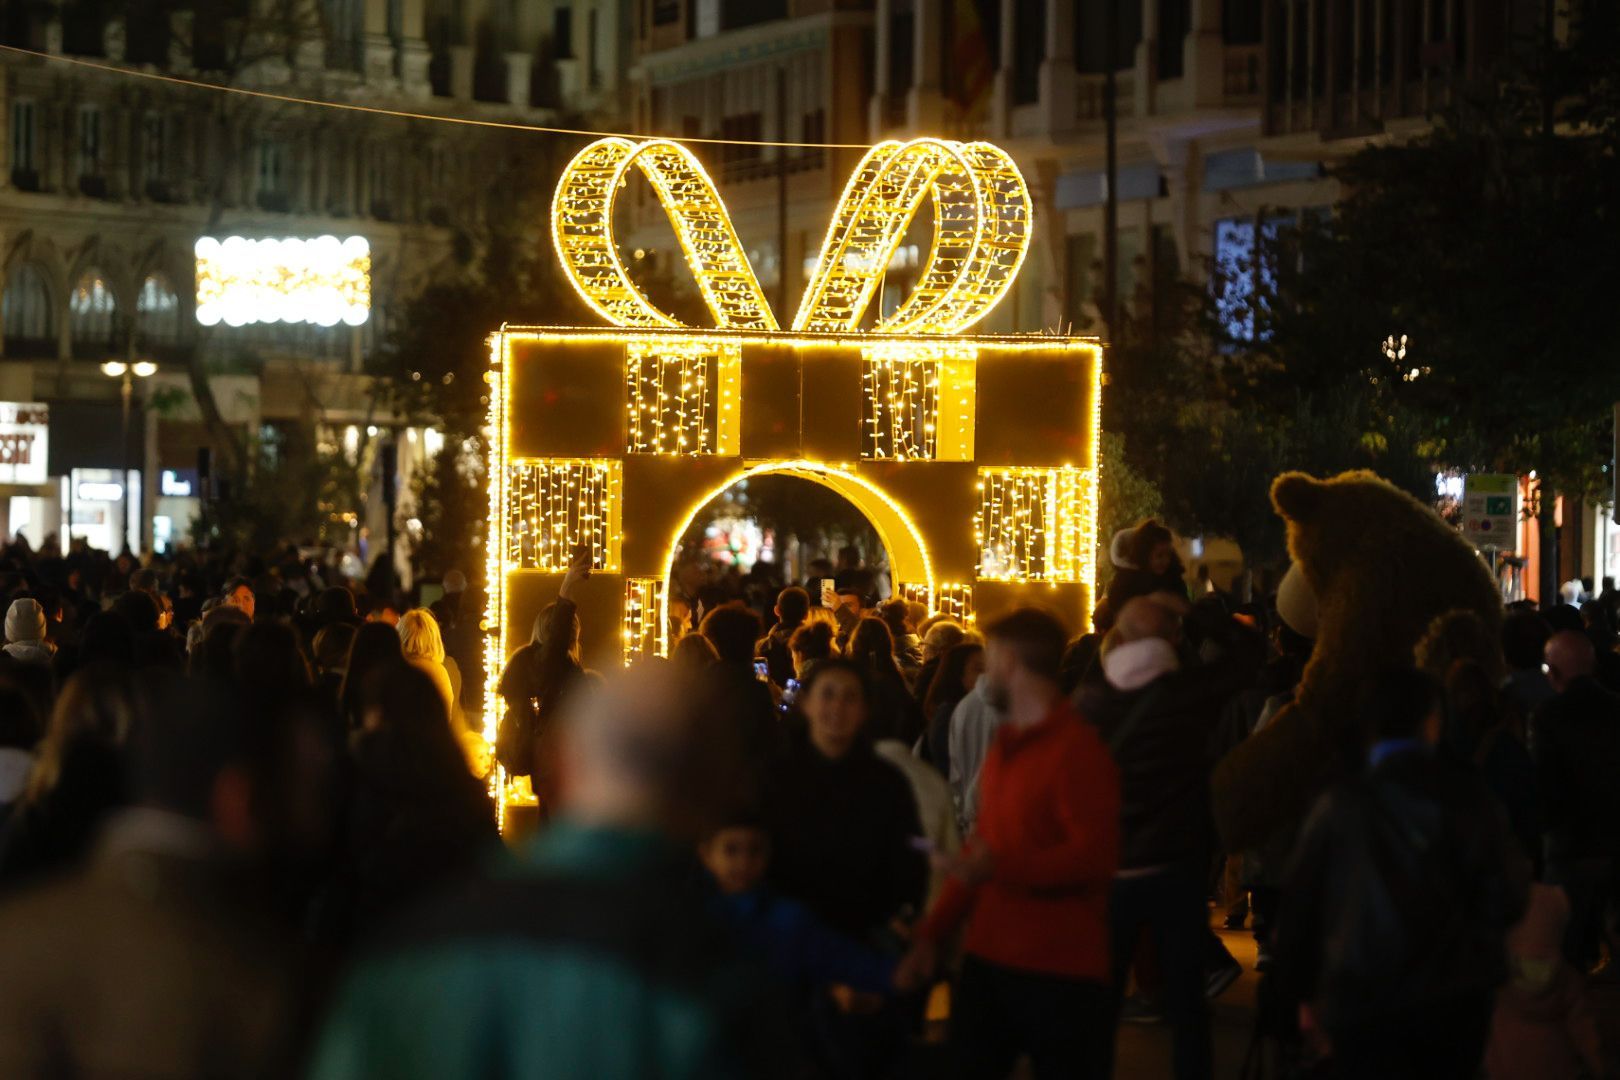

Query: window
<box><xmin>719</xmin><ymin>113</ymin><xmax>763</xmax><ymax>176</ymax></box>
<box><xmin>2</xmin><ymin>263</ymin><xmax>53</xmax><ymax>350</ymax></box>
<box><xmin>69</xmin><ymin>268</ymin><xmax>118</xmax><ymax>350</ymax></box>
<box><xmin>1012</xmin><ymin>0</ymin><xmax>1042</xmax><ymax>104</ymax></box>
<box><xmin>587</xmin><ymin>10</ymin><xmax>599</xmax><ymax>88</ymax></box>
<box><xmin>652</xmin><ymin>0</ymin><xmax>680</xmax><ymax>26</ymax></box>
<box><xmin>77</xmin><ymin>105</ymin><xmax>102</xmax><ymax>181</ymax></box>
<box><xmin>1158</xmin><ymin>0</ymin><xmax>1190</xmax><ymax>79</ymax></box>
<box><xmin>258</xmin><ymin>140</ymin><xmax>288</xmax><ymax>210</ymax></box>
<box><xmin>9</xmin><ymin>100</ymin><xmax>37</xmax><ymax>183</ymax></box>
<box><xmin>1212</xmin><ymin>216</ymin><xmax>1281</xmax><ymax>343</ymax></box>
<box><xmin>142</xmin><ymin>113</ymin><xmax>166</xmax><ymax>188</ymax></box>
<box><xmin>553</xmin><ymin>7</ymin><xmax>573</xmax><ymax>58</ymax></box>
<box><xmin>258</xmin><ymin>141</ymin><xmax>285</xmax><ymax>195</ymax></box>
<box><xmin>1063</xmin><ymin>233</ymin><xmax>1100</xmax><ymax>330</ymax></box>
<box><xmin>136</xmin><ymin>274</ymin><xmax>180</xmax><ymax>348</ymax></box>
<box><xmin>888</xmin><ymin>10</ymin><xmax>915</xmax><ymax>97</ymax></box>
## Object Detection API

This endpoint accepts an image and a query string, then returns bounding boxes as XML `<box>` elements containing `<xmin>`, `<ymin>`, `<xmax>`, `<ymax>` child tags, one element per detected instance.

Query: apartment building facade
<box><xmin>0</xmin><ymin>0</ymin><xmax>630</xmax><ymax>557</ymax></box>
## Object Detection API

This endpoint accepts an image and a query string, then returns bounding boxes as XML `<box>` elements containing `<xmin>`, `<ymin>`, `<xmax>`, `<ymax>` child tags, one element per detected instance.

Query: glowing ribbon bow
<box><xmin>551</xmin><ymin>137</ymin><xmax>1032</xmax><ymax>336</ymax></box>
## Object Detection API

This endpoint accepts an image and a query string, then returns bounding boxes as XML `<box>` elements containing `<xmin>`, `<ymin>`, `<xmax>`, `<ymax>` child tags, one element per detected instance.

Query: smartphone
<box><xmin>571</xmin><ymin>542</ymin><xmax>593</xmax><ymax>578</ymax></box>
<box><xmin>820</xmin><ymin>578</ymin><xmax>837</xmax><ymax>608</ymax></box>
<box><xmin>780</xmin><ymin>677</ymin><xmax>801</xmax><ymax>711</ymax></box>
<box><xmin>754</xmin><ymin>658</ymin><xmax>770</xmax><ymax>682</ymax></box>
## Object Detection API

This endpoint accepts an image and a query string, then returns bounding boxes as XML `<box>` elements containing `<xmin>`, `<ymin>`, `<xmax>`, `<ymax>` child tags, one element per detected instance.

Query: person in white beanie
<box><xmin>3</xmin><ymin>598</ymin><xmax>55</xmax><ymax>667</ymax></box>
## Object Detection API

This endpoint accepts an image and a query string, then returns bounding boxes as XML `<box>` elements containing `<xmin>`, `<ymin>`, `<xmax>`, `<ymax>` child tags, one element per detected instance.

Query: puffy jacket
<box><xmin>1530</xmin><ymin>676</ymin><xmax>1620</xmax><ymax>862</ymax></box>
<box><xmin>1079</xmin><ymin>615</ymin><xmax>1261</xmax><ymax>870</ymax></box>
<box><xmin>1274</xmin><ymin>747</ymin><xmax>1529</xmax><ymax>1034</ymax></box>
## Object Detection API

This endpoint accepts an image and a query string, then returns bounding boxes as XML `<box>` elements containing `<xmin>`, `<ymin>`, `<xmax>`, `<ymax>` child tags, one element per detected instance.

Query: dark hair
<box><xmin>878</xmin><ymin>597</ymin><xmax>910</xmax><ymax>639</ymax></box>
<box><xmin>340</xmin><ymin>623</ymin><xmax>405</xmax><ymax>725</ymax></box>
<box><xmin>1127</xmin><ymin>520</ymin><xmax>1175</xmax><ymax>568</ymax></box>
<box><xmin>232</xmin><ymin>621</ymin><xmax>313</xmax><ymax>695</ymax></box>
<box><xmin>847</xmin><ymin>616</ymin><xmax>904</xmax><ymax>684</ymax></box>
<box><xmin>222</xmin><ymin>576</ymin><xmax>253</xmax><ymax>600</ymax></box>
<box><xmin>110</xmin><ymin>589</ymin><xmax>160</xmax><ymax>634</ymax></box>
<box><xmin>789</xmin><ymin>620</ymin><xmax>835</xmax><ymax>662</ymax></box>
<box><xmin>312</xmin><ymin>623</ymin><xmax>357</xmax><ymax>674</ymax></box>
<box><xmin>700</xmin><ymin>602</ymin><xmax>763</xmax><ymax>665</ymax></box>
<box><xmin>314</xmin><ymin>586</ymin><xmax>357</xmax><ymax>623</ymax></box>
<box><xmin>0</xmin><ymin>683</ymin><xmax>42</xmax><ymax>749</ymax></box>
<box><xmin>670</xmin><ymin>632</ymin><xmax>718</xmax><ymax>672</ymax></box>
<box><xmin>128</xmin><ymin>673</ymin><xmax>247</xmax><ymax>820</ymax></box>
<box><xmin>1500</xmin><ymin>610</ymin><xmax>1552</xmax><ymax>672</ymax></box>
<box><xmin>79</xmin><ymin>610</ymin><xmax>137</xmax><ymax>668</ymax></box>
<box><xmin>983</xmin><ymin>607</ymin><xmax>1069</xmax><ymax>682</ymax></box>
<box><xmin>127</xmin><ymin>568</ymin><xmax>159</xmax><ymax>595</ymax></box>
<box><xmin>352</xmin><ymin>664</ymin><xmax>484</xmax><ymax>798</ymax></box>
<box><xmin>1357</xmin><ymin>667</ymin><xmax>1443</xmax><ymax>745</ymax></box>
<box><xmin>774</xmin><ymin>586</ymin><xmax>810</xmax><ymax>627</ymax></box>
<box><xmin>924</xmin><ymin>641</ymin><xmax>984</xmax><ymax>722</ymax></box>
<box><xmin>798</xmin><ymin>657</ymin><xmax>872</xmax><ymax>709</ymax></box>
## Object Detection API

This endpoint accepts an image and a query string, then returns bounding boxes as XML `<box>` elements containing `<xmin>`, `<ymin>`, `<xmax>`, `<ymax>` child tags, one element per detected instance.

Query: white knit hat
<box><xmin>1275</xmin><ymin>564</ymin><xmax>1318</xmax><ymax>639</ymax></box>
<box><xmin>5</xmin><ymin>598</ymin><xmax>46</xmax><ymax>644</ymax></box>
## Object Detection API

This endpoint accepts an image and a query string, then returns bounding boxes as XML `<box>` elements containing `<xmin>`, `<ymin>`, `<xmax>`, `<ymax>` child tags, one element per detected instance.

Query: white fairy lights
<box><xmin>860</xmin><ymin>342</ymin><xmax>976</xmax><ymax>461</ymax></box>
<box><xmin>625</xmin><ymin>341</ymin><xmax>740</xmax><ymax>455</ymax></box>
<box><xmin>194</xmin><ymin>235</ymin><xmax>370</xmax><ymax>327</ymax></box>
<box><xmin>975</xmin><ymin>467</ymin><xmax>1095</xmax><ymax>582</ymax></box>
<box><xmin>504</xmin><ymin>459</ymin><xmax>623</xmax><ymax>572</ymax></box>
<box><xmin>622</xmin><ymin>578</ymin><xmax>664</xmax><ymax>663</ymax></box>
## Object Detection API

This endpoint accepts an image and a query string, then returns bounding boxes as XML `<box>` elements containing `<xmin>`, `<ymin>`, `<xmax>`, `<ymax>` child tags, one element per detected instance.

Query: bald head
<box><xmin>1115</xmin><ymin>595</ymin><xmax>1184</xmax><ymax>646</ymax></box>
<box><xmin>1544</xmin><ymin>630</ymin><xmax>1595</xmax><ymax>694</ymax></box>
<box><xmin>559</xmin><ymin>662</ymin><xmax>730</xmax><ymax>838</ymax></box>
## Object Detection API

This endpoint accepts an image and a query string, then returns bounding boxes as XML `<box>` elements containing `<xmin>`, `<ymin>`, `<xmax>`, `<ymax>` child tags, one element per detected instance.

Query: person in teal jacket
<box><xmin>308</xmin><ymin>663</ymin><xmax>788</xmax><ymax>1080</ymax></box>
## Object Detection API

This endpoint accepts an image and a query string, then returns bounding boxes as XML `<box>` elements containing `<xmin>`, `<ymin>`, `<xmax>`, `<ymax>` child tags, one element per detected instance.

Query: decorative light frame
<box><xmin>484</xmin><ymin>135</ymin><xmax>1101</xmax><ymax>827</ymax></box>
<box><xmin>194</xmin><ymin>235</ymin><xmax>370</xmax><ymax>327</ymax></box>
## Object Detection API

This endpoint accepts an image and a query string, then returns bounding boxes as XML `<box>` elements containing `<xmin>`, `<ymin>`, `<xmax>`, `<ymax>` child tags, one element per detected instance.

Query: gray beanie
<box><xmin>5</xmin><ymin>598</ymin><xmax>46</xmax><ymax>645</ymax></box>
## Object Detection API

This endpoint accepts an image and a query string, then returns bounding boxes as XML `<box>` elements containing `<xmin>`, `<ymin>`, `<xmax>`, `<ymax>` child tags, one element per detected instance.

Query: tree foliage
<box><xmin>1106</xmin><ymin>9</ymin><xmax>1619</xmax><ymax>569</ymax></box>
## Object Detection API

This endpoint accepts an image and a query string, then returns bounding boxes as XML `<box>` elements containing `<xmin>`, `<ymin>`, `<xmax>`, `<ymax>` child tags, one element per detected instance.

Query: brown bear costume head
<box><xmin>1211</xmin><ymin>470</ymin><xmax>1502</xmax><ymax>849</ymax></box>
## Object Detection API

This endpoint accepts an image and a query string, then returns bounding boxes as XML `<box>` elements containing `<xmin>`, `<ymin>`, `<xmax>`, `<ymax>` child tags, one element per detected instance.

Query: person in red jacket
<box><xmin>898</xmin><ymin>607</ymin><xmax>1122</xmax><ymax>1078</ymax></box>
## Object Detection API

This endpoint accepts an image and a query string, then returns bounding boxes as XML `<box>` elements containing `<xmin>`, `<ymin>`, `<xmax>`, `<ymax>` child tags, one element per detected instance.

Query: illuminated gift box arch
<box><xmin>483</xmin><ymin>136</ymin><xmax>1103</xmax><ymax>740</ymax></box>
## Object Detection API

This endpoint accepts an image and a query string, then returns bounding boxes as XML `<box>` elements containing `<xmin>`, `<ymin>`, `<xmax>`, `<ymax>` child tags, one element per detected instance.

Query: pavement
<box><xmin>1112</xmin><ymin>925</ymin><xmax>1263</xmax><ymax>1080</ymax></box>
<box><xmin>1113</xmin><ymin>919</ymin><xmax>1620</xmax><ymax>1079</ymax></box>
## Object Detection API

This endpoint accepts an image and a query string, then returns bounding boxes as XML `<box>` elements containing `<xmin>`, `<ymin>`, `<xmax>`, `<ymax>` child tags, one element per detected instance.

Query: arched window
<box><xmin>136</xmin><ymin>273</ymin><xmax>180</xmax><ymax>348</ymax></box>
<box><xmin>69</xmin><ymin>267</ymin><xmax>118</xmax><ymax>349</ymax></box>
<box><xmin>2</xmin><ymin>263</ymin><xmax>52</xmax><ymax>351</ymax></box>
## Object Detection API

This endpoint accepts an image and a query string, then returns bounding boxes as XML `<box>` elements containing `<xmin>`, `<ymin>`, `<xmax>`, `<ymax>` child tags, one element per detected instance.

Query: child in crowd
<box><xmin>1485</xmin><ymin>883</ymin><xmax>1605</xmax><ymax>1080</ymax></box>
<box><xmin>698</xmin><ymin>816</ymin><xmax>901</xmax><ymax>998</ymax></box>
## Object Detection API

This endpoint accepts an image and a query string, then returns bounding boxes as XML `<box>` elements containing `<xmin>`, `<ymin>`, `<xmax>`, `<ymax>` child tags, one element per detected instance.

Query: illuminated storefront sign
<box><xmin>0</xmin><ymin>402</ymin><xmax>49</xmax><ymax>485</ymax></box>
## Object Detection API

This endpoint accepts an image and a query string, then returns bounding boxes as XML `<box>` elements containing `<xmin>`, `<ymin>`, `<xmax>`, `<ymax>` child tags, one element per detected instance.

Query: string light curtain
<box><xmin>975</xmin><ymin>467</ymin><xmax>1094</xmax><ymax>582</ymax></box>
<box><xmin>504</xmin><ymin>459</ymin><xmax>623</xmax><ymax>571</ymax></box>
<box><xmin>622</xmin><ymin>578</ymin><xmax>664</xmax><ymax>663</ymax></box>
<box><xmin>860</xmin><ymin>342</ymin><xmax>975</xmax><ymax>461</ymax></box>
<box><xmin>624</xmin><ymin>341</ymin><xmax>740</xmax><ymax>455</ymax></box>
<box><xmin>898</xmin><ymin>581</ymin><xmax>974</xmax><ymax>625</ymax></box>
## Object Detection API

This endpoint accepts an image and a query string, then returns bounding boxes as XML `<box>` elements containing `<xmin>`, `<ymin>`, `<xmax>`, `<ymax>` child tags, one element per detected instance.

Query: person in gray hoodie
<box><xmin>3</xmin><ymin>599</ymin><xmax>55</xmax><ymax>667</ymax></box>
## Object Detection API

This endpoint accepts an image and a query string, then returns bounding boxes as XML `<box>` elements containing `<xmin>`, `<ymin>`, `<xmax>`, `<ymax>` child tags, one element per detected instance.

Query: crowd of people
<box><xmin>0</xmin><ymin>520</ymin><xmax>1614</xmax><ymax>1080</ymax></box>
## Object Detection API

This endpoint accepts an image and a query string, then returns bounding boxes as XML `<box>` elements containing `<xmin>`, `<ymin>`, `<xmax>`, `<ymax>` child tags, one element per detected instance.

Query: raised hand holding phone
<box><xmin>559</xmin><ymin>543</ymin><xmax>593</xmax><ymax>600</ymax></box>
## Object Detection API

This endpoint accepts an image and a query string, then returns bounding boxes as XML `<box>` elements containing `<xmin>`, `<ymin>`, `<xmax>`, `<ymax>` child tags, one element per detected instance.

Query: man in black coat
<box><xmin>1082</xmin><ymin>595</ymin><xmax>1262</xmax><ymax>1080</ymax></box>
<box><xmin>1534</xmin><ymin>630</ymin><xmax>1620</xmax><ymax>970</ymax></box>
<box><xmin>1275</xmin><ymin>669</ymin><xmax>1529</xmax><ymax>1079</ymax></box>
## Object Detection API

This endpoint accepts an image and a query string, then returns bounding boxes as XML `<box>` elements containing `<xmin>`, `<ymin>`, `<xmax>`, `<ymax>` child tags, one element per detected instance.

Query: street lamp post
<box><xmin>100</xmin><ymin>358</ymin><xmax>157</xmax><ymax>553</ymax></box>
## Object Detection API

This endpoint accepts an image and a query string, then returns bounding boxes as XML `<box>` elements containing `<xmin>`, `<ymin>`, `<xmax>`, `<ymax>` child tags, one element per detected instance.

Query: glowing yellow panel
<box><xmin>975</xmin><ymin>466</ymin><xmax>1095</xmax><ymax>583</ymax></box>
<box><xmin>860</xmin><ymin>341</ymin><xmax>975</xmax><ymax>462</ymax></box>
<box><xmin>622</xmin><ymin>577</ymin><xmax>664</xmax><ymax>663</ymax></box>
<box><xmin>504</xmin><ymin>458</ymin><xmax>623</xmax><ymax>572</ymax></box>
<box><xmin>625</xmin><ymin>340</ymin><xmax>741</xmax><ymax>456</ymax></box>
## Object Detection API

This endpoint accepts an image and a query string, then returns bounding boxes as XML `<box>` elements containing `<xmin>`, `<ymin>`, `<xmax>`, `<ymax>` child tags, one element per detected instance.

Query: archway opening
<box><xmin>657</xmin><ymin>462</ymin><xmax>934</xmax><ymax>651</ymax></box>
